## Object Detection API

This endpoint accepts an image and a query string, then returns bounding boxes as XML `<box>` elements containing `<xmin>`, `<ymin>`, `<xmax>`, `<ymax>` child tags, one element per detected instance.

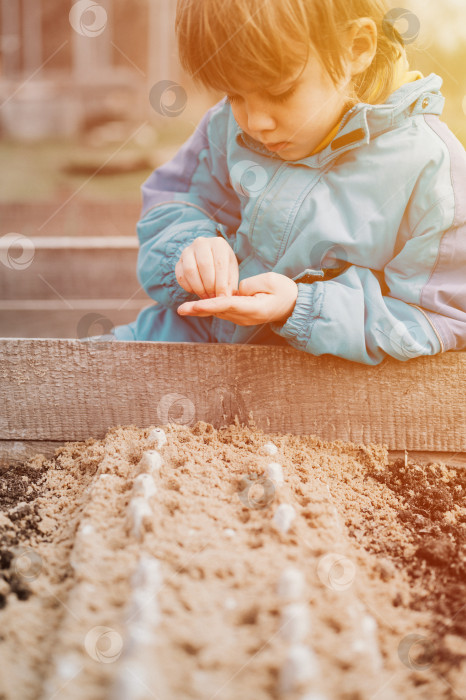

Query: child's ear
<box><xmin>346</xmin><ymin>18</ymin><xmax>378</xmax><ymax>76</ymax></box>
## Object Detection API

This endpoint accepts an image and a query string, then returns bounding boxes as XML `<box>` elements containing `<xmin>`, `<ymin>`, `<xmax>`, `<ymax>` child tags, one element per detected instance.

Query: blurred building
<box><xmin>0</xmin><ymin>0</ymin><xmax>198</xmax><ymax>139</ymax></box>
<box><xmin>1</xmin><ymin>1</ymin><xmax>464</xmax><ymax>143</ymax></box>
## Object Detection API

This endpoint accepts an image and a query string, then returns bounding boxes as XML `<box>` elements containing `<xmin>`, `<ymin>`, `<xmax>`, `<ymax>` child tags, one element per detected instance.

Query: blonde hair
<box><xmin>175</xmin><ymin>0</ymin><xmax>407</xmax><ymax>107</ymax></box>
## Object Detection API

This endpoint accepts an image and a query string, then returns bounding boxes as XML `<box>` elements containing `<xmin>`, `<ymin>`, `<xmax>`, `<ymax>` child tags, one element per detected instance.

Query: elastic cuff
<box><xmin>270</xmin><ymin>282</ymin><xmax>318</xmax><ymax>347</ymax></box>
<box><xmin>413</xmin><ymin>306</ymin><xmax>447</xmax><ymax>352</ymax></box>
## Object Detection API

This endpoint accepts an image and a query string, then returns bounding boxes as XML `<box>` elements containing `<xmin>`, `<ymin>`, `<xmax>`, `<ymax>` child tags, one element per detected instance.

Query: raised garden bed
<box><xmin>1</xmin><ymin>340</ymin><xmax>465</xmax><ymax>699</ymax></box>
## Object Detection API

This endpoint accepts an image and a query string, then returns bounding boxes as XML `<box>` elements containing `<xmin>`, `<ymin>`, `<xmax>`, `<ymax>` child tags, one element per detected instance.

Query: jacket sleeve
<box><xmin>136</xmin><ymin>98</ymin><xmax>242</xmax><ymax>308</ymax></box>
<box><xmin>270</xmin><ymin>197</ymin><xmax>466</xmax><ymax>366</ymax></box>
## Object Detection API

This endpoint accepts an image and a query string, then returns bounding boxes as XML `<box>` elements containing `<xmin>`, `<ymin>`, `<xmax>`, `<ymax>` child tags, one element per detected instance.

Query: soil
<box><xmin>0</xmin><ymin>420</ymin><xmax>465</xmax><ymax>700</ymax></box>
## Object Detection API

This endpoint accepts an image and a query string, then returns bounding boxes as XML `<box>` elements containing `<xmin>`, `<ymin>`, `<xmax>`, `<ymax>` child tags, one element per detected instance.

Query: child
<box><xmin>111</xmin><ymin>0</ymin><xmax>466</xmax><ymax>365</ymax></box>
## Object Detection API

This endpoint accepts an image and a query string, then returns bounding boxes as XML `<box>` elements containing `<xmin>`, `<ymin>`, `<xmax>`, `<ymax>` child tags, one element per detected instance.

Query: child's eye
<box><xmin>269</xmin><ymin>85</ymin><xmax>298</xmax><ymax>103</ymax></box>
<box><xmin>226</xmin><ymin>84</ymin><xmax>298</xmax><ymax>105</ymax></box>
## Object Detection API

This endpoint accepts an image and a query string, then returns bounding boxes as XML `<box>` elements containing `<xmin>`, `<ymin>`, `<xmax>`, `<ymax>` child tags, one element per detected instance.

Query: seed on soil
<box><xmin>147</xmin><ymin>428</ymin><xmax>167</xmax><ymax>449</ymax></box>
<box><xmin>126</xmin><ymin>557</ymin><xmax>163</xmax><ymax>631</ymax></box>
<box><xmin>80</xmin><ymin>523</ymin><xmax>95</xmax><ymax>536</ymax></box>
<box><xmin>266</xmin><ymin>462</ymin><xmax>284</xmax><ymax>486</ymax></box>
<box><xmin>111</xmin><ymin>556</ymin><xmax>164</xmax><ymax>699</ymax></box>
<box><xmin>223</xmin><ymin>596</ymin><xmax>237</xmax><ymax>610</ymax></box>
<box><xmin>132</xmin><ymin>554</ymin><xmax>163</xmax><ymax>591</ymax></box>
<box><xmin>56</xmin><ymin>654</ymin><xmax>82</xmax><ymax>681</ymax></box>
<box><xmin>261</xmin><ymin>442</ymin><xmax>279</xmax><ymax>456</ymax></box>
<box><xmin>273</xmin><ymin>503</ymin><xmax>296</xmax><ymax>534</ymax></box>
<box><xmin>223</xmin><ymin>528</ymin><xmax>236</xmax><ymax>538</ymax></box>
<box><xmin>127</xmin><ymin>497</ymin><xmax>153</xmax><ymax>541</ymax></box>
<box><xmin>280</xmin><ymin>603</ymin><xmax>311</xmax><ymax>643</ymax></box>
<box><xmin>128</xmin><ymin>593</ymin><xmax>161</xmax><ymax>636</ymax></box>
<box><xmin>277</xmin><ymin>566</ymin><xmax>305</xmax><ymax>601</ymax></box>
<box><xmin>351</xmin><ymin>612</ymin><xmax>383</xmax><ymax>671</ymax></box>
<box><xmin>138</xmin><ymin>450</ymin><xmax>163</xmax><ymax>475</ymax></box>
<box><xmin>132</xmin><ymin>473</ymin><xmax>157</xmax><ymax>499</ymax></box>
<box><xmin>279</xmin><ymin>643</ymin><xmax>319</xmax><ymax>694</ymax></box>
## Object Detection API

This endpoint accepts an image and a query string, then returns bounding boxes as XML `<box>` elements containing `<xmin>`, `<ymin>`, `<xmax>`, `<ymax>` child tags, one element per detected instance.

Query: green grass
<box><xmin>0</xmin><ymin>121</ymin><xmax>196</xmax><ymax>203</ymax></box>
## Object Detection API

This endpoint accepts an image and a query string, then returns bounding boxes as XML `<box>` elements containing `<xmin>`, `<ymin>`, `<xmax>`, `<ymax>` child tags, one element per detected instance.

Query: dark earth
<box><xmin>0</xmin><ymin>458</ymin><xmax>48</xmax><ymax>608</ymax></box>
<box><xmin>366</xmin><ymin>458</ymin><xmax>466</xmax><ymax>670</ymax></box>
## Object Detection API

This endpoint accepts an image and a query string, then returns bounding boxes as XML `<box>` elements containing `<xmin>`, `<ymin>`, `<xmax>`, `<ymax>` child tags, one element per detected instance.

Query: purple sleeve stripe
<box><xmin>424</xmin><ymin>116</ymin><xmax>466</xmax><ymax>223</ymax></box>
<box><xmin>420</xmin><ymin>116</ymin><xmax>466</xmax><ymax>337</ymax></box>
<box><xmin>140</xmin><ymin>100</ymin><xmax>227</xmax><ymax>217</ymax></box>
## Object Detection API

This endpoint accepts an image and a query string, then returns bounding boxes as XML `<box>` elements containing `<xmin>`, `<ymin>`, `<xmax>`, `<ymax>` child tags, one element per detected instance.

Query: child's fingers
<box><xmin>174</xmin><ymin>259</ymin><xmax>195</xmax><ymax>294</ymax></box>
<box><xmin>179</xmin><ymin>237</ymin><xmax>237</xmax><ymax>299</ymax></box>
<box><xmin>192</xmin><ymin>237</ymin><xmax>220</xmax><ymax>297</ymax></box>
<box><xmin>213</xmin><ymin>245</ymin><xmax>233</xmax><ymax>297</ymax></box>
<box><xmin>228</xmin><ymin>253</ymin><xmax>240</xmax><ymax>296</ymax></box>
<box><xmin>179</xmin><ymin>247</ymin><xmax>209</xmax><ymax>298</ymax></box>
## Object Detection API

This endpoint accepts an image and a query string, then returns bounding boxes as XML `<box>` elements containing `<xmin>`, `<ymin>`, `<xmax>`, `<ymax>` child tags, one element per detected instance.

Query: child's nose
<box><xmin>245</xmin><ymin>105</ymin><xmax>276</xmax><ymax>133</ymax></box>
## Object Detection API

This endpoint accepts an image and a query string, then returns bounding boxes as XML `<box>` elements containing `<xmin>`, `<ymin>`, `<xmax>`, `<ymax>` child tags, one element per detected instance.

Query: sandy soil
<box><xmin>1</xmin><ymin>420</ymin><xmax>465</xmax><ymax>700</ymax></box>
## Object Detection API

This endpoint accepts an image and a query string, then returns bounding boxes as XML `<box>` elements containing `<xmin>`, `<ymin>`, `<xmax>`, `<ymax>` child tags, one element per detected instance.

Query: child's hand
<box><xmin>174</xmin><ymin>236</ymin><xmax>239</xmax><ymax>299</ymax></box>
<box><xmin>177</xmin><ymin>272</ymin><xmax>299</xmax><ymax>326</ymax></box>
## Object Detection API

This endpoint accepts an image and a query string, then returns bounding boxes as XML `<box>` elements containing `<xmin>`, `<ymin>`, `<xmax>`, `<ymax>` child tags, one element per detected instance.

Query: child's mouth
<box><xmin>264</xmin><ymin>141</ymin><xmax>290</xmax><ymax>151</ymax></box>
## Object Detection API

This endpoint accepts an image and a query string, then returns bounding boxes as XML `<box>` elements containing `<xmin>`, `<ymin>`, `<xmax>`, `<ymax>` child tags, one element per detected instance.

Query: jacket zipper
<box><xmin>248</xmin><ymin>162</ymin><xmax>288</xmax><ymax>247</ymax></box>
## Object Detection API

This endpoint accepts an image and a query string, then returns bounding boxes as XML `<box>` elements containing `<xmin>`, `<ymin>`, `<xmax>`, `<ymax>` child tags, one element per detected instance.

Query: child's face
<box><xmin>226</xmin><ymin>50</ymin><xmax>353</xmax><ymax>161</ymax></box>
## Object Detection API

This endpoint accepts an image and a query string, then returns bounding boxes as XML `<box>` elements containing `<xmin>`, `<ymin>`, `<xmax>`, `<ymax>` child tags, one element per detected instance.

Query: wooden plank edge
<box><xmin>0</xmin><ymin>299</ymin><xmax>149</xmax><ymax>310</ymax></box>
<box><xmin>388</xmin><ymin>450</ymin><xmax>466</xmax><ymax>469</ymax></box>
<box><xmin>0</xmin><ymin>236</ymin><xmax>139</xmax><ymax>249</ymax></box>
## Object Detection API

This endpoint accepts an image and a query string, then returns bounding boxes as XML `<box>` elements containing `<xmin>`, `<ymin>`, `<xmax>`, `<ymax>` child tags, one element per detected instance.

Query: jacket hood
<box><xmin>234</xmin><ymin>72</ymin><xmax>445</xmax><ymax>168</ymax></box>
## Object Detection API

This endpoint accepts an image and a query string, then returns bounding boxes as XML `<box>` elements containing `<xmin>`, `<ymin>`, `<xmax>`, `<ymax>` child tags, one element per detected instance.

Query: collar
<box><xmin>234</xmin><ymin>72</ymin><xmax>445</xmax><ymax>168</ymax></box>
<box><xmin>306</xmin><ymin>53</ymin><xmax>424</xmax><ymax>157</ymax></box>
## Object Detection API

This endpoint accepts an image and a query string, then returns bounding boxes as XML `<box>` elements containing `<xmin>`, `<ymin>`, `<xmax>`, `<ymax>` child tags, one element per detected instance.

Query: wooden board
<box><xmin>1</xmin><ymin>339</ymin><xmax>465</xmax><ymax>457</ymax></box>
<box><xmin>0</xmin><ymin>199</ymin><xmax>140</xmax><ymax>238</ymax></box>
<box><xmin>0</xmin><ymin>303</ymin><xmax>150</xmax><ymax>339</ymax></box>
<box><xmin>0</xmin><ymin>235</ymin><xmax>151</xmax><ymax>338</ymax></box>
<box><xmin>0</xmin><ymin>236</ymin><xmax>146</xmax><ymax>300</ymax></box>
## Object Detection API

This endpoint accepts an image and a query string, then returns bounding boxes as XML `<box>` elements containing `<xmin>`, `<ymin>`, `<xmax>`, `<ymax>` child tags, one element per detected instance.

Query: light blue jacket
<box><xmin>133</xmin><ymin>72</ymin><xmax>466</xmax><ymax>364</ymax></box>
